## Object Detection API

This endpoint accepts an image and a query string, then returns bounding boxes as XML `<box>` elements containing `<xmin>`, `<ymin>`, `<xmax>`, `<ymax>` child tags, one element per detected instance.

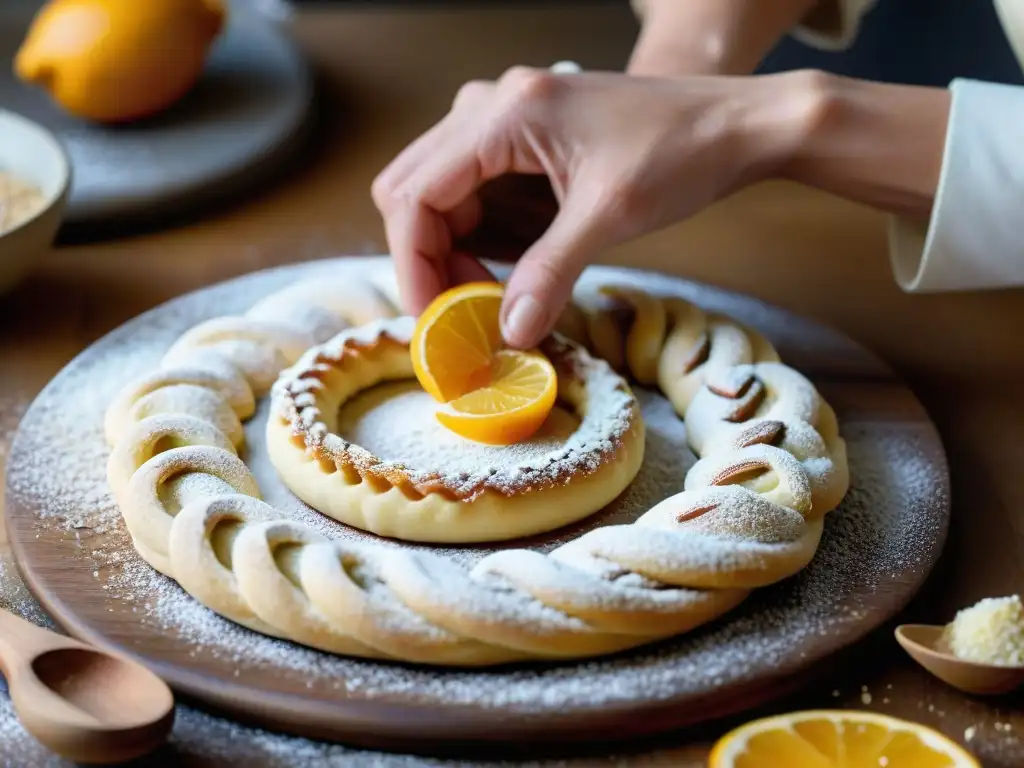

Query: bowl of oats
<box><xmin>0</xmin><ymin>109</ymin><xmax>70</xmax><ymax>294</ymax></box>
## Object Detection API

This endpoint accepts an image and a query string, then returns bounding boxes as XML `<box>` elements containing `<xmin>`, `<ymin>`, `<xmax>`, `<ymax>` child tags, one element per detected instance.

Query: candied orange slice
<box><xmin>709</xmin><ymin>710</ymin><xmax>979</xmax><ymax>768</ymax></box>
<box><xmin>411</xmin><ymin>282</ymin><xmax>557</xmax><ymax>444</ymax></box>
<box><xmin>436</xmin><ymin>350</ymin><xmax>558</xmax><ymax>445</ymax></box>
<box><xmin>411</xmin><ymin>281</ymin><xmax>504</xmax><ymax>402</ymax></box>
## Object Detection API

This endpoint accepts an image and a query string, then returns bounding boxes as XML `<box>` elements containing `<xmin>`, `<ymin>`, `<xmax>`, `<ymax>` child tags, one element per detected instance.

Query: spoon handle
<box><xmin>0</xmin><ymin>609</ymin><xmax>82</xmax><ymax>676</ymax></box>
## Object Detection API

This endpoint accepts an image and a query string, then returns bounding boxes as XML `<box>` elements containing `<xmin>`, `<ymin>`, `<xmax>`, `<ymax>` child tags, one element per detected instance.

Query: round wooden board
<box><xmin>4</xmin><ymin>257</ymin><xmax>950</xmax><ymax>756</ymax></box>
<box><xmin>0</xmin><ymin>0</ymin><xmax>314</xmax><ymax>226</ymax></box>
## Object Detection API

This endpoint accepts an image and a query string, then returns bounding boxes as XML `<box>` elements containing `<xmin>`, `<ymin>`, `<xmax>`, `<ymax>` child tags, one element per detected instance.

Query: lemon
<box><xmin>709</xmin><ymin>710</ymin><xmax>979</xmax><ymax>767</ymax></box>
<box><xmin>14</xmin><ymin>0</ymin><xmax>225</xmax><ymax>124</ymax></box>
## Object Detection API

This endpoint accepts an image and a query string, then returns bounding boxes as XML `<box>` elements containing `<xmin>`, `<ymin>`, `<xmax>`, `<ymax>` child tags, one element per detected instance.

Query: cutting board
<box><xmin>4</xmin><ymin>257</ymin><xmax>951</xmax><ymax>755</ymax></box>
<box><xmin>0</xmin><ymin>1</ymin><xmax>315</xmax><ymax>227</ymax></box>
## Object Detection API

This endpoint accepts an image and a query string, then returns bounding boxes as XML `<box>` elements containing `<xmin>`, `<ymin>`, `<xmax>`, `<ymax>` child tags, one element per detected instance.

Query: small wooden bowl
<box><xmin>895</xmin><ymin>624</ymin><xmax>1024</xmax><ymax>696</ymax></box>
<box><xmin>0</xmin><ymin>109</ymin><xmax>70</xmax><ymax>295</ymax></box>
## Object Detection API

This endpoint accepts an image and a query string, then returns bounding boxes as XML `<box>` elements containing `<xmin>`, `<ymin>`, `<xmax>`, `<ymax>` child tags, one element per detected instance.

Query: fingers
<box><xmin>381</xmin><ymin>204</ymin><xmax>448</xmax><ymax>315</ymax></box>
<box><xmin>376</xmin><ymin>148</ymin><xmax>486</xmax><ymax>314</ymax></box>
<box><xmin>500</xmin><ymin>191</ymin><xmax>612</xmax><ymax>349</ymax></box>
<box><xmin>374</xmin><ymin>119</ymin><xmax>504</xmax><ymax>315</ymax></box>
<box><xmin>448</xmin><ymin>251</ymin><xmax>497</xmax><ymax>286</ymax></box>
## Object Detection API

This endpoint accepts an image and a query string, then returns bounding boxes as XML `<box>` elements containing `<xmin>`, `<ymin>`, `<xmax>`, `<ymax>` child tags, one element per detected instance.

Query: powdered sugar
<box><xmin>2</xmin><ymin>258</ymin><xmax>949</xmax><ymax>735</ymax></box>
<box><xmin>339</xmin><ymin>381</ymin><xmax>584</xmax><ymax>478</ymax></box>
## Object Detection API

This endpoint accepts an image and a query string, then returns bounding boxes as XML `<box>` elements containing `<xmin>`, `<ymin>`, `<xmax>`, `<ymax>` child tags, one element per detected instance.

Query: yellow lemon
<box><xmin>14</xmin><ymin>0</ymin><xmax>225</xmax><ymax>124</ymax></box>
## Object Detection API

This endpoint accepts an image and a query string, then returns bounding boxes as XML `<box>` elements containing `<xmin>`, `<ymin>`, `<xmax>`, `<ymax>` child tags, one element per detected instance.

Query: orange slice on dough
<box><xmin>411</xmin><ymin>281</ymin><xmax>505</xmax><ymax>402</ymax></box>
<box><xmin>709</xmin><ymin>710</ymin><xmax>979</xmax><ymax>768</ymax></box>
<box><xmin>437</xmin><ymin>349</ymin><xmax>558</xmax><ymax>445</ymax></box>
<box><xmin>411</xmin><ymin>282</ymin><xmax>557</xmax><ymax>444</ymax></box>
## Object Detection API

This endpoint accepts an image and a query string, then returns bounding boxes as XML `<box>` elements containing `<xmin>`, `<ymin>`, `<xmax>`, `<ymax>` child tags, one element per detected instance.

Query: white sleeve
<box><xmin>790</xmin><ymin>0</ymin><xmax>879</xmax><ymax>51</ymax></box>
<box><xmin>888</xmin><ymin>79</ymin><xmax>1024</xmax><ymax>292</ymax></box>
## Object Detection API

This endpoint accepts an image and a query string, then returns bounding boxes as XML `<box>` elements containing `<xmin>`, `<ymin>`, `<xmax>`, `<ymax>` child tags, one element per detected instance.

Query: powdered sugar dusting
<box><xmin>272</xmin><ymin>321</ymin><xmax>637</xmax><ymax>500</ymax></box>
<box><xmin>2</xmin><ymin>258</ymin><xmax>949</xmax><ymax>726</ymax></box>
<box><xmin>338</xmin><ymin>381</ymin><xmax>584</xmax><ymax>478</ymax></box>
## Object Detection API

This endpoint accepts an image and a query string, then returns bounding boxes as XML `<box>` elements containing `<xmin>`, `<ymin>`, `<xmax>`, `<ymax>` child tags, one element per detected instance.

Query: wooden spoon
<box><xmin>895</xmin><ymin>624</ymin><xmax>1024</xmax><ymax>696</ymax></box>
<box><xmin>0</xmin><ymin>608</ymin><xmax>175</xmax><ymax>763</ymax></box>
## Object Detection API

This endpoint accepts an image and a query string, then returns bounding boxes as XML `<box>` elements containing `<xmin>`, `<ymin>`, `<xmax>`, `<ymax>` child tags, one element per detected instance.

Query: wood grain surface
<box><xmin>4</xmin><ymin>258</ymin><xmax>950</xmax><ymax>756</ymax></box>
<box><xmin>1</xmin><ymin>3</ymin><xmax>1023</xmax><ymax>765</ymax></box>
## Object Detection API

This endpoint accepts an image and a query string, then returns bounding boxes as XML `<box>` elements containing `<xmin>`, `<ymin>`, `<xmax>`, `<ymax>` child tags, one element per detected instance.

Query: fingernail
<box><xmin>502</xmin><ymin>293</ymin><xmax>547</xmax><ymax>348</ymax></box>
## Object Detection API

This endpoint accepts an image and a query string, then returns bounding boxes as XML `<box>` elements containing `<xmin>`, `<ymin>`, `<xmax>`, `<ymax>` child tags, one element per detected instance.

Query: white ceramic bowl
<box><xmin>0</xmin><ymin>109</ymin><xmax>70</xmax><ymax>295</ymax></box>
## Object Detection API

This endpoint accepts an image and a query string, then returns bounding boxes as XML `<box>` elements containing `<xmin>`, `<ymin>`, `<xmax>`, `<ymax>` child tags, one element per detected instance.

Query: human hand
<box><xmin>372</xmin><ymin>67</ymin><xmax>817</xmax><ymax>349</ymax></box>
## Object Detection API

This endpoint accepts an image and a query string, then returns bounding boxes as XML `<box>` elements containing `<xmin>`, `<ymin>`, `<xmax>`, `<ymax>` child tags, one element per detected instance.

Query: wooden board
<box><xmin>3</xmin><ymin>257</ymin><xmax>950</xmax><ymax>756</ymax></box>
<box><xmin>0</xmin><ymin>1</ymin><xmax>315</xmax><ymax>227</ymax></box>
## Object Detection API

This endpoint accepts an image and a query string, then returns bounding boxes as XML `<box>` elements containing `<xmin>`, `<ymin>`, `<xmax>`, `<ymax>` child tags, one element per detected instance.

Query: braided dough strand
<box><xmin>104</xmin><ymin>268</ymin><xmax>849</xmax><ymax>666</ymax></box>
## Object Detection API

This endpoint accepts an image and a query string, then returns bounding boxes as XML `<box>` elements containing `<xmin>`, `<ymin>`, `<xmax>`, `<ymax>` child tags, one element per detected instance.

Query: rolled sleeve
<box><xmin>889</xmin><ymin>78</ymin><xmax>1024</xmax><ymax>292</ymax></box>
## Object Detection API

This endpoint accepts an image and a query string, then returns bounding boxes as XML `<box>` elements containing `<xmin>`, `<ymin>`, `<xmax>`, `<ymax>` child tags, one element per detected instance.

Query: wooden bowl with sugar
<box><xmin>0</xmin><ymin>109</ymin><xmax>69</xmax><ymax>296</ymax></box>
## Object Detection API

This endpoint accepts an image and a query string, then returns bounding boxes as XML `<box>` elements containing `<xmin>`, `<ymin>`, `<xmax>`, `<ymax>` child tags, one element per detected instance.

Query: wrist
<box><xmin>779</xmin><ymin>73</ymin><xmax>950</xmax><ymax>216</ymax></box>
<box><xmin>628</xmin><ymin>17</ymin><xmax>732</xmax><ymax>77</ymax></box>
<box><xmin>729</xmin><ymin>69</ymin><xmax>833</xmax><ymax>185</ymax></box>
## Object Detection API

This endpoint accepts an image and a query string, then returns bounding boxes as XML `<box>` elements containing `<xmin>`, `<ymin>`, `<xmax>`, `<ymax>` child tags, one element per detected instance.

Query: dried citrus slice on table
<box><xmin>411</xmin><ymin>281</ymin><xmax>558</xmax><ymax>444</ymax></box>
<box><xmin>709</xmin><ymin>710</ymin><xmax>979</xmax><ymax>768</ymax></box>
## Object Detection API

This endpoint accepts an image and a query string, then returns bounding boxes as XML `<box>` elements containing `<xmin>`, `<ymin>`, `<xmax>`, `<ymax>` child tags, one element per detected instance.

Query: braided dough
<box><xmin>104</xmin><ymin>264</ymin><xmax>849</xmax><ymax>666</ymax></box>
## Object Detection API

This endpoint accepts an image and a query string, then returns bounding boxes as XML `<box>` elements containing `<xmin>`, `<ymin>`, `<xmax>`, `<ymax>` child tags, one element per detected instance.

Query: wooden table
<box><xmin>2</xmin><ymin>3</ymin><xmax>1023</xmax><ymax>765</ymax></box>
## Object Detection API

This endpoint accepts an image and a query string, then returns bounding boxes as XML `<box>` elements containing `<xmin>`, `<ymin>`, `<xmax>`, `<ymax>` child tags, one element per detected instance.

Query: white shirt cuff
<box><xmin>889</xmin><ymin>78</ymin><xmax>1024</xmax><ymax>293</ymax></box>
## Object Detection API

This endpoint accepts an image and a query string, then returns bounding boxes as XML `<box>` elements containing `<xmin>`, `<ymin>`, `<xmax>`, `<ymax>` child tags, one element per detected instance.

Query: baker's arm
<box><xmin>784</xmin><ymin>73</ymin><xmax>1024</xmax><ymax>293</ymax></box>
<box><xmin>628</xmin><ymin>0</ymin><xmax>879</xmax><ymax>76</ymax></box>
<box><xmin>884</xmin><ymin>80</ymin><xmax>1024</xmax><ymax>292</ymax></box>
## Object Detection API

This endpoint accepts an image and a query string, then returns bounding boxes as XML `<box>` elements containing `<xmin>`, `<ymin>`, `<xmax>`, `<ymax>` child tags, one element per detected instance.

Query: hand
<box><xmin>372</xmin><ymin>67</ymin><xmax>816</xmax><ymax>348</ymax></box>
<box><xmin>458</xmin><ymin>175</ymin><xmax>559</xmax><ymax>265</ymax></box>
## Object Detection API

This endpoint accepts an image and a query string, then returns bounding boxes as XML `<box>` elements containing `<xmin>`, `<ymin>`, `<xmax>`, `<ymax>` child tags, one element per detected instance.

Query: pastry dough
<box><xmin>103</xmin><ymin>261</ymin><xmax>849</xmax><ymax>667</ymax></box>
<box><xmin>267</xmin><ymin>320</ymin><xmax>644</xmax><ymax>543</ymax></box>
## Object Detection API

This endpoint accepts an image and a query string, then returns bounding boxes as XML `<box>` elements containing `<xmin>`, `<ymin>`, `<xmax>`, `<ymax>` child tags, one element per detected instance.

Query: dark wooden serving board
<box><xmin>3</xmin><ymin>257</ymin><xmax>950</xmax><ymax>756</ymax></box>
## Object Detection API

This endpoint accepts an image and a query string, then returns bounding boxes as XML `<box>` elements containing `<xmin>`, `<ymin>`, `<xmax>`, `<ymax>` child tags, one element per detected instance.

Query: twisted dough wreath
<box><xmin>103</xmin><ymin>266</ymin><xmax>849</xmax><ymax>666</ymax></box>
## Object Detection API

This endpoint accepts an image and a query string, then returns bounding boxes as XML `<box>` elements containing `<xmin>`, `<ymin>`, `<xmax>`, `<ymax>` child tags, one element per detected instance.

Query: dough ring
<box><xmin>103</xmin><ymin>262</ymin><xmax>850</xmax><ymax>667</ymax></box>
<box><xmin>267</xmin><ymin>319</ymin><xmax>645</xmax><ymax>543</ymax></box>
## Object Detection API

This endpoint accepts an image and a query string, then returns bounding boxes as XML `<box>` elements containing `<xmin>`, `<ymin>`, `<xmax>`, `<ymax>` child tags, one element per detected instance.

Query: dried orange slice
<box><xmin>411</xmin><ymin>282</ymin><xmax>505</xmax><ymax>402</ymax></box>
<box><xmin>436</xmin><ymin>350</ymin><xmax>558</xmax><ymax>445</ymax></box>
<box><xmin>411</xmin><ymin>282</ymin><xmax>557</xmax><ymax>444</ymax></box>
<box><xmin>709</xmin><ymin>710</ymin><xmax>979</xmax><ymax>768</ymax></box>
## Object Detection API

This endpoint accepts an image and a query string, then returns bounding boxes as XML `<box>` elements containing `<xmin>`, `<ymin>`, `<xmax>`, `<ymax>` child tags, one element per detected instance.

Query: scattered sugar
<box><xmin>0</xmin><ymin>552</ymin><xmax>54</xmax><ymax>631</ymax></box>
<box><xmin>2</xmin><ymin>259</ymin><xmax>950</xmax><ymax>725</ymax></box>
<box><xmin>0</xmin><ymin>673</ymin><xmax>610</xmax><ymax>766</ymax></box>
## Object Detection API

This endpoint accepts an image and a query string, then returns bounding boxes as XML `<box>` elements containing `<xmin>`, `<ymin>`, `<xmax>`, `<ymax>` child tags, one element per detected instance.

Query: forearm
<box><xmin>628</xmin><ymin>0</ymin><xmax>818</xmax><ymax>76</ymax></box>
<box><xmin>770</xmin><ymin>72</ymin><xmax>950</xmax><ymax>219</ymax></box>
